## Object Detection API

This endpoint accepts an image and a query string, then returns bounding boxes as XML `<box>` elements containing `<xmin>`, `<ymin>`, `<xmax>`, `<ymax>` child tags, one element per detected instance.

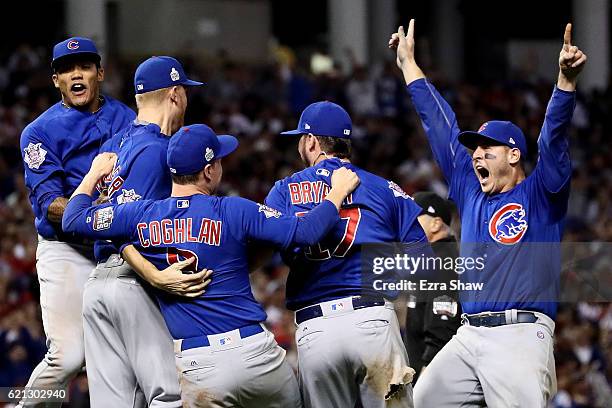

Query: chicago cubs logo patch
<box><xmin>116</xmin><ymin>189</ymin><xmax>142</xmax><ymax>204</ymax></box>
<box><xmin>23</xmin><ymin>143</ymin><xmax>47</xmax><ymax>170</ymax></box>
<box><xmin>489</xmin><ymin>203</ymin><xmax>528</xmax><ymax>244</ymax></box>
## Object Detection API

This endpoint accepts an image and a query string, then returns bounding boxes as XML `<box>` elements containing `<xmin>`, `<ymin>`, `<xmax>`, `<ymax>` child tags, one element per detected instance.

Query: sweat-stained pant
<box><xmin>295</xmin><ymin>297</ymin><xmax>415</xmax><ymax>408</ymax></box>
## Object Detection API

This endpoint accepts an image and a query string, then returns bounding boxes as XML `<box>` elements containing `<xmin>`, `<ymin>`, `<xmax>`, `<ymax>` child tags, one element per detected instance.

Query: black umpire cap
<box><xmin>413</xmin><ymin>192</ymin><xmax>453</xmax><ymax>226</ymax></box>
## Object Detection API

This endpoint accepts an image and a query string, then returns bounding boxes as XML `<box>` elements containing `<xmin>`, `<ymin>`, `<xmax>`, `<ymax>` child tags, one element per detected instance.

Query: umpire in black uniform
<box><xmin>405</xmin><ymin>192</ymin><xmax>461</xmax><ymax>383</ymax></box>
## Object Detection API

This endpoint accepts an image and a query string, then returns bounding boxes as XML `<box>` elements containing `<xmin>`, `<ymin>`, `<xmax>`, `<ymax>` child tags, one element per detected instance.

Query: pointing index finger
<box><xmin>563</xmin><ymin>23</ymin><xmax>572</xmax><ymax>48</ymax></box>
<box><xmin>407</xmin><ymin>19</ymin><xmax>415</xmax><ymax>40</ymax></box>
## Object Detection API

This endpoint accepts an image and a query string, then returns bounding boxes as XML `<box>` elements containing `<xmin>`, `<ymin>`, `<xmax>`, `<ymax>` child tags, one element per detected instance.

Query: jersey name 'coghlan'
<box><xmin>136</xmin><ymin>217</ymin><xmax>222</xmax><ymax>247</ymax></box>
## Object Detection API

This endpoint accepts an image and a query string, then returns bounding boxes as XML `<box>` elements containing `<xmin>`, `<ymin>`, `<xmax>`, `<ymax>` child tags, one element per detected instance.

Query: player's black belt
<box><xmin>180</xmin><ymin>323</ymin><xmax>264</xmax><ymax>351</ymax></box>
<box><xmin>463</xmin><ymin>311</ymin><xmax>538</xmax><ymax>327</ymax></box>
<box><xmin>295</xmin><ymin>296</ymin><xmax>386</xmax><ymax>325</ymax></box>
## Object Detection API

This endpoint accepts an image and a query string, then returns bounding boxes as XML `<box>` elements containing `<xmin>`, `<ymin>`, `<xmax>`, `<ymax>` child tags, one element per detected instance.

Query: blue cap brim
<box><xmin>458</xmin><ymin>131</ymin><xmax>504</xmax><ymax>151</ymax></box>
<box><xmin>216</xmin><ymin>135</ymin><xmax>239</xmax><ymax>159</ymax></box>
<box><xmin>182</xmin><ymin>79</ymin><xmax>204</xmax><ymax>87</ymax></box>
<box><xmin>51</xmin><ymin>52</ymin><xmax>101</xmax><ymax>69</ymax></box>
<box><xmin>279</xmin><ymin>129</ymin><xmax>304</xmax><ymax>136</ymax></box>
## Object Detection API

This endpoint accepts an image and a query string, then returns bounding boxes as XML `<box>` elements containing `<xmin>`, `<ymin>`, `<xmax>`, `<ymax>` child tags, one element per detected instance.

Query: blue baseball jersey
<box><xmin>407</xmin><ymin>78</ymin><xmax>575</xmax><ymax>319</ymax></box>
<box><xmin>94</xmin><ymin>121</ymin><xmax>173</xmax><ymax>262</ymax></box>
<box><xmin>20</xmin><ymin>97</ymin><xmax>135</xmax><ymax>240</ymax></box>
<box><xmin>62</xmin><ymin>193</ymin><xmax>340</xmax><ymax>339</ymax></box>
<box><xmin>265</xmin><ymin>158</ymin><xmax>426</xmax><ymax>310</ymax></box>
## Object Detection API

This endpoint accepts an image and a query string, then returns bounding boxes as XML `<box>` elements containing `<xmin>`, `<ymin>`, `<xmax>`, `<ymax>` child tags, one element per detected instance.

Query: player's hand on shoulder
<box><xmin>94</xmin><ymin>193</ymin><xmax>110</xmax><ymax>205</ymax></box>
<box><xmin>559</xmin><ymin>23</ymin><xmax>587</xmax><ymax>81</ymax></box>
<box><xmin>153</xmin><ymin>257</ymin><xmax>213</xmax><ymax>298</ymax></box>
<box><xmin>89</xmin><ymin>152</ymin><xmax>117</xmax><ymax>180</ymax></box>
<box><xmin>331</xmin><ymin>167</ymin><xmax>360</xmax><ymax>196</ymax></box>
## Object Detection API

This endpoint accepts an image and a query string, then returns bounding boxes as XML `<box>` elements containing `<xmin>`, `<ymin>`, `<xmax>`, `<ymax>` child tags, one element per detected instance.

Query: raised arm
<box><xmin>557</xmin><ymin>23</ymin><xmax>586</xmax><ymax>92</ymax></box>
<box><xmin>389</xmin><ymin>20</ymin><xmax>471</xmax><ymax>184</ymax></box>
<box><xmin>536</xmin><ymin>23</ymin><xmax>586</xmax><ymax>193</ymax></box>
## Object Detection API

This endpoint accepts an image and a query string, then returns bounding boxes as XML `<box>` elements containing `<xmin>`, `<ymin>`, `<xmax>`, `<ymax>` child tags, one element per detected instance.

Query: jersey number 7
<box><xmin>296</xmin><ymin>207</ymin><xmax>362</xmax><ymax>260</ymax></box>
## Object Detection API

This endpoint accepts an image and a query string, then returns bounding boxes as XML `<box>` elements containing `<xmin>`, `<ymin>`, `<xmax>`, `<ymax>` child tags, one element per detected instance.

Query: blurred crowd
<box><xmin>0</xmin><ymin>42</ymin><xmax>611</xmax><ymax>407</ymax></box>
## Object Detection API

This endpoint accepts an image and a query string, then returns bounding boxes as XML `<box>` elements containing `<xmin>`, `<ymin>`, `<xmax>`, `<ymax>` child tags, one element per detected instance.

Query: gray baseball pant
<box><xmin>174</xmin><ymin>327</ymin><xmax>302</xmax><ymax>408</ymax></box>
<box><xmin>295</xmin><ymin>298</ymin><xmax>415</xmax><ymax>408</ymax></box>
<box><xmin>413</xmin><ymin>311</ymin><xmax>556</xmax><ymax>407</ymax></box>
<box><xmin>82</xmin><ymin>254</ymin><xmax>181</xmax><ymax>408</ymax></box>
<box><xmin>19</xmin><ymin>238</ymin><xmax>93</xmax><ymax>408</ymax></box>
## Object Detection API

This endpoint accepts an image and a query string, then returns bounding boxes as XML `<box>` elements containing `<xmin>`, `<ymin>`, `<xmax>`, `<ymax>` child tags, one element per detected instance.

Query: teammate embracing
<box><xmin>62</xmin><ymin>124</ymin><xmax>360</xmax><ymax>407</ymax></box>
<box><xmin>83</xmin><ymin>56</ymin><xmax>205</xmax><ymax>407</ymax></box>
<box><xmin>390</xmin><ymin>20</ymin><xmax>587</xmax><ymax>407</ymax></box>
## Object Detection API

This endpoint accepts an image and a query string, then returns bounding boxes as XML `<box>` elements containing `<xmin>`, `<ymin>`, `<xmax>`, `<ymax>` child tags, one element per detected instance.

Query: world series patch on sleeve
<box><xmin>92</xmin><ymin>207</ymin><xmax>114</xmax><ymax>231</ymax></box>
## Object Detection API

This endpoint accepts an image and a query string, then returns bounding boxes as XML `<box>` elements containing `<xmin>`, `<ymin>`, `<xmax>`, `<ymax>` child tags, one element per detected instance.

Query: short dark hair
<box><xmin>171</xmin><ymin>172</ymin><xmax>201</xmax><ymax>185</ymax></box>
<box><xmin>315</xmin><ymin>136</ymin><xmax>352</xmax><ymax>159</ymax></box>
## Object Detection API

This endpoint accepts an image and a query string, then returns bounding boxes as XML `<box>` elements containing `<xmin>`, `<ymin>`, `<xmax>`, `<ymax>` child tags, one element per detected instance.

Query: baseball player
<box><xmin>390</xmin><ymin>20</ymin><xmax>586</xmax><ymax>406</ymax></box>
<box><xmin>404</xmin><ymin>192</ymin><xmax>461</xmax><ymax>383</ymax></box>
<box><xmin>61</xmin><ymin>124</ymin><xmax>360</xmax><ymax>408</ymax></box>
<box><xmin>82</xmin><ymin>56</ymin><xmax>205</xmax><ymax>408</ymax></box>
<box><xmin>19</xmin><ymin>37</ymin><xmax>135</xmax><ymax>407</ymax></box>
<box><xmin>264</xmin><ymin>101</ymin><xmax>427</xmax><ymax>407</ymax></box>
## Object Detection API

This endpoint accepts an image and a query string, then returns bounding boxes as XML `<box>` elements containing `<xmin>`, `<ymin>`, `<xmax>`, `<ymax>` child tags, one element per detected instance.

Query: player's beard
<box><xmin>298</xmin><ymin>142</ymin><xmax>310</xmax><ymax>168</ymax></box>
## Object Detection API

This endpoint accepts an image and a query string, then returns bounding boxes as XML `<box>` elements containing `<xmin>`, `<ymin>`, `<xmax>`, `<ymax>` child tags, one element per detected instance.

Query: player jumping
<box><xmin>19</xmin><ymin>37</ymin><xmax>134</xmax><ymax>407</ymax></box>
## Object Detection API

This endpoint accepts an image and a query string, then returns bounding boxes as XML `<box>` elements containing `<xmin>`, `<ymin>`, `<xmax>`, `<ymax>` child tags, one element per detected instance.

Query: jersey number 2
<box><xmin>296</xmin><ymin>207</ymin><xmax>361</xmax><ymax>260</ymax></box>
<box><xmin>166</xmin><ymin>248</ymin><xmax>199</xmax><ymax>273</ymax></box>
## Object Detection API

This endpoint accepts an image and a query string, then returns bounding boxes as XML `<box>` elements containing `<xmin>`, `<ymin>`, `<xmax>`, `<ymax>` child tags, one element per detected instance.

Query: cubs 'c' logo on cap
<box><xmin>478</xmin><ymin>122</ymin><xmax>488</xmax><ymax>132</ymax></box>
<box><xmin>67</xmin><ymin>40</ymin><xmax>79</xmax><ymax>50</ymax></box>
<box><xmin>489</xmin><ymin>203</ymin><xmax>528</xmax><ymax>244</ymax></box>
<box><xmin>166</xmin><ymin>248</ymin><xmax>199</xmax><ymax>273</ymax></box>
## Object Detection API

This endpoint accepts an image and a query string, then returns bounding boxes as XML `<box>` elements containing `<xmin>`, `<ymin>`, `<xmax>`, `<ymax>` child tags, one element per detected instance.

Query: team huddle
<box><xmin>18</xmin><ymin>18</ymin><xmax>587</xmax><ymax>408</ymax></box>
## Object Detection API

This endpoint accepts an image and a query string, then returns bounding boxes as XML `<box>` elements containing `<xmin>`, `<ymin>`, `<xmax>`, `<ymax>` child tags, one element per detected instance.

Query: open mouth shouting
<box><xmin>475</xmin><ymin>163</ymin><xmax>490</xmax><ymax>186</ymax></box>
<box><xmin>70</xmin><ymin>82</ymin><xmax>87</xmax><ymax>97</ymax></box>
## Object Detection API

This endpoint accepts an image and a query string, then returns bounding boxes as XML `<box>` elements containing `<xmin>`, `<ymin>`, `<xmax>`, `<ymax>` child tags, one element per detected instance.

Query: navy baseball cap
<box><xmin>134</xmin><ymin>56</ymin><xmax>203</xmax><ymax>94</ymax></box>
<box><xmin>458</xmin><ymin>121</ymin><xmax>527</xmax><ymax>157</ymax></box>
<box><xmin>413</xmin><ymin>192</ymin><xmax>453</xmax><ymax>226</ymax></box>
<box><xmin>167</xmin><ymin>124</ymin><xmax>238</xmax><ymax>176</ymax></box>
<box><xmin>52</xmin><ymin>37</ymin><xmax>101</xmax><ymax>69</ymax></box>
<box><xmin>281</xmin><ymin>101</ymin><xmax>352</xmax><ymax>139</ymax></box>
